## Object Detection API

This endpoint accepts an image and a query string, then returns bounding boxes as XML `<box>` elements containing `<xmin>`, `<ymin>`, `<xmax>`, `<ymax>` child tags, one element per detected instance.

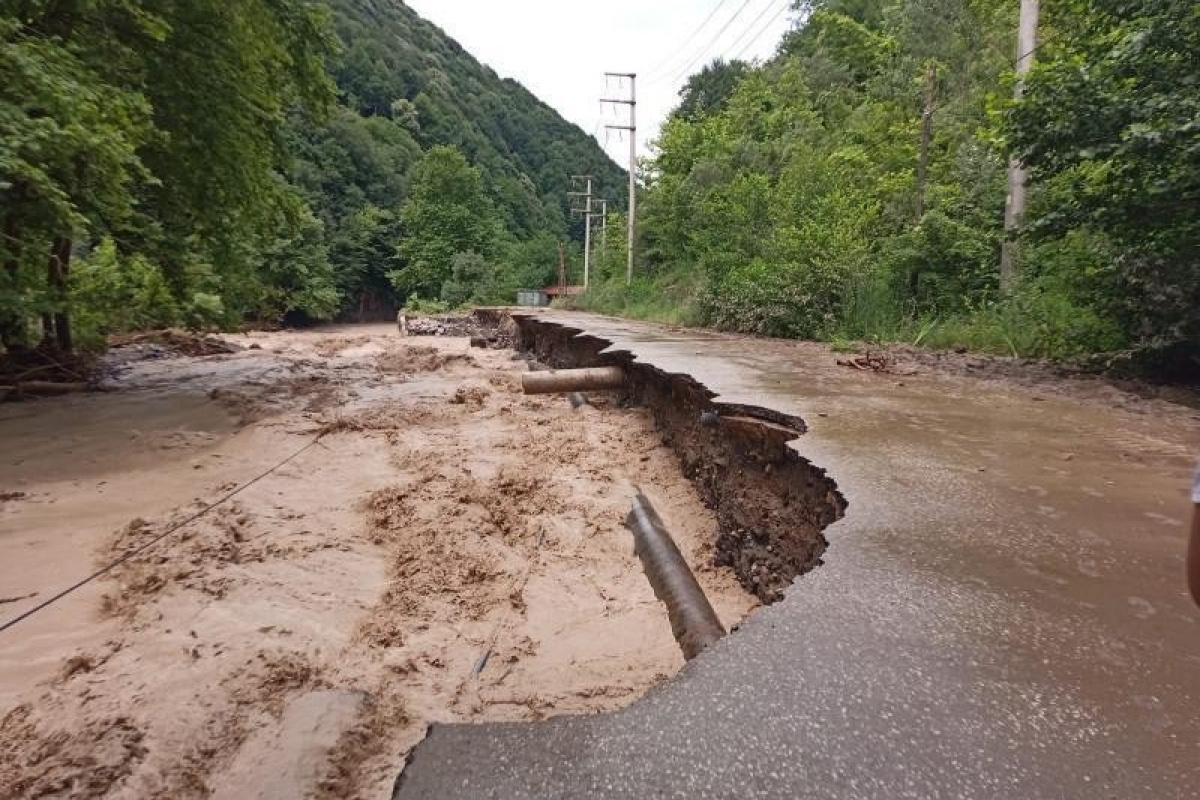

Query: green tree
<box><xmin>390</xmin><ymin>145</ymin><xmax>500</xmax><ymax>298</ymax></box>
<box><xmin>131</xmin><ymin>0</ymin><xmax>337</xmax><ymax>296</ymax></box>
<box><xmin>440</xmin><ymin>251</ymin><xmax>492</xmax><ymax>307</ymax></box>
<box><xmin>0</xmin><ymin>3</ymin><xmax>162</xmax><ymax>350</ymax></box>
<box><xmin>0</xmin><ymin>0</ymin><xmax>337</xmax><ymax>352</ymax></box>
<box><xmin>253</xmin><ymin>198</ymin><xmax>340</xmax><ymax>323</ymax></box>
<box><xmin>676</xmin><ymin>59</ymin><xmax>751</xmax><ymax>120</ymax></box>
<box><xmin>1009</xmin><ymin>0</ymin><xmax>1199</xmax><ymax>361</ymax></box>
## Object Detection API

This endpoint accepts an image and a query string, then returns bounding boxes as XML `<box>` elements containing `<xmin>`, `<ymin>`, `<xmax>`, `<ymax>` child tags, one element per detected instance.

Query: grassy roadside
<box><xmin>560</xmin><ymin>276</ymin><xmax>1131</xmax><ymax>364</ymax></box>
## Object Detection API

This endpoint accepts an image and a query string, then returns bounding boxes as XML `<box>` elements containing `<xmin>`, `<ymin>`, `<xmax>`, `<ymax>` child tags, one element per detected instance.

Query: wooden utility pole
<box><xmin>602</xmin><ymin>72</ymin><xmax>636</xmax><ymax>285</ymax></box>
<box><xmin>557</xmin><ymin>240</ymin><xmax>567</xmax><ymax>291</ymax></box>
<box><xmin>569</xmin><ymin>175</ymin><xmax>595</xmax><ymax>288</ymax></box>
<box><xmin>599</xmin><ymin>199</ymin><xmax>609</xmax><ymax>253</ymax></box>
<box><xmin>1001</xmin><ymin>0</ymin><xmax>1039</xmax><ymax>292</ymax></box>
<box><xmin>915</xmin><ymin>62</ymin><xmax>937</xmax><ymax>222</ymax></box>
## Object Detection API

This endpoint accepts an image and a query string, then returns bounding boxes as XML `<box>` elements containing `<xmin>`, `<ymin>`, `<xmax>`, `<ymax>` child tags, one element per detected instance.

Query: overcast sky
<box><xmin>404</xmin><ymin>0</ymin><xmax>797</xmax><ymax>166</ymax></box>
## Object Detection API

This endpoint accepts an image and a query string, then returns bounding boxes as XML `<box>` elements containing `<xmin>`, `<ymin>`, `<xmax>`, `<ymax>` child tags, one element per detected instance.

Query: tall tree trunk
<box><xmin>40</xmin><ymin>313</ymin><xmax>54</xmax><ymax>348</ymax></box>
<box><xmin>912</xmin><ymin>62</ymin><xmax>938</xmax><ymax>298</ymax></box>
<box><xmin>0</xmin><ymin>215</ymin><xmax>27</xmax><ymax>351</ymax></box>
<box><xmin>914</xmin><ymin>62</ymin><xmax>937</xmax><ymax>223</ymax></box>
<box><xmin>46</xmin><ymin>236</ymin><xmax>73</xmax><ymax>352</ymax></box>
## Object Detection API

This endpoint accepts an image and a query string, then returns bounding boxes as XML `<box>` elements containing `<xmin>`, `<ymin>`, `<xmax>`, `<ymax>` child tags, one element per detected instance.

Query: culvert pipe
<box><xmin>521</xmin><ymin>366</ymin><xmax>625</xmax><ymax>395</ymax></box>
<box><xmin>625</xmin><ymin>492</ymin><xmax>726</xmax><ymax>660</ymax></box>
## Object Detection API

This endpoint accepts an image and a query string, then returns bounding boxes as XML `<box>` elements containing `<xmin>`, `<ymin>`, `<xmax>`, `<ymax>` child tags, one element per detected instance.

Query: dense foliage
<box><xmin>582</xmin><ymin>0</ymin><xmax>1198</xmax><ymax>372</ymax></box>
<box><xmin>290</xmin><ymin>0</ymin><xmax>624</xmax><ymax>318</ymax></box>
<box><xmin>1010</xmin><ymin>0</ymin><xmax>1199</xmax><ymax>370</ymax></box>
<box><xmin>0</xmin><ymin>0</ymin><xmax>622</xmax><ymax>352</ymax></box>
<box><xmin>5</xmin><ymin>0</ymin><xmax>1196</xmax><ymax>376</ymax></box>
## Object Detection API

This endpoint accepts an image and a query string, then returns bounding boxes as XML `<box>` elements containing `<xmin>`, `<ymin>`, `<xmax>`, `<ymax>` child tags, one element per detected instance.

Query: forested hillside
<box><xmin>291</xmin><ymin>0</ymin><xmax>625</xmax><ymax>317</ymax></box>
<box><xmin>4</xmin><ymin>0</ymin><xmax>1195</xmax><ymax>376</ymax></box>
<box><xmin>0</xmin><ymin>0</ymin><xmax>622</xmax><ymax>354</ymax></box>
<box><xmin>584</xmin><ymin>0</ymin><xmax>1197</xmax><ymax>375</ymax></box>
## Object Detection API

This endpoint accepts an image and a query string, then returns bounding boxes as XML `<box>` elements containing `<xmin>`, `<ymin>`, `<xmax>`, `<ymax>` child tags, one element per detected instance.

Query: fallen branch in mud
<box><xmin>0</xmin><ymin>346</ymin><xmax>95</xmax><ymax>394</ymax></box>
<box><xmin>1</xmin><ymin>381</ymin><xmax>92</xmax><ymax>401</ymax></box>
<box><xmin>12</xmin><ymin>362</ymin><xmax>81</xmax><ymax>383</ymax></box>
<box><xmin>836</xmin><ymin>353</ymin><xmax>891</xmax><ymax>372</ymax></box>
<box><xmin>108</xmin><ymin>329</ymin><xmax>242</xmax><ymax>357</ymax></box>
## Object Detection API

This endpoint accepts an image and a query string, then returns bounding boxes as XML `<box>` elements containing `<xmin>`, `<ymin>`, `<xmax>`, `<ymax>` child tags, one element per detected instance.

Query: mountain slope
<box><xmin>286</xmin><ymin>0</ymin><xmax>625</xmax><ymax>313</ymax></box>
<box><xmin>333</xmin><ymin>0</ymin><xmax>625</xmax><ymax>232</ymax></box>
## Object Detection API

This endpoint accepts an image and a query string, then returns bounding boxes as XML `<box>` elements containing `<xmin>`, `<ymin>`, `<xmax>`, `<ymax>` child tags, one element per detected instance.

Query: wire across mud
<box><xmin>0</xmin><ymin>321</ymin><xmax>767</xmax><ymax>800</ymax></box>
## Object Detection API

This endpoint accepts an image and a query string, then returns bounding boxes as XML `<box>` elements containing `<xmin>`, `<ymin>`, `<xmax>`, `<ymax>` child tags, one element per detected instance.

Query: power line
<box><xmin>724</xmin><ymin>0</ymin><xmax>787</xmax><ymax>60</ymax></box>
<box><xmin>650</xmin><ymin>0</ymin><xmax>757</xmax><ymax>88</ymax></box>
<box><xmin>732</xmin><ymin>1</ymin><xmax>793</xmax><ymax>61</ymax></box>
<box><xmin>601</xmin><ymin>73</ymin><xmax>638</xmax><ymax>285</ymax></box>
<box><xmin>0</xmin><ymin>433</ymin><xmax>327</xmax><ymax>635</ymax></box>
<box><xmin>568</xmin><ymin>174</ymin><xmax>596</xmax><ymax>288</ymax></box>
<box><xmin>644</xmin><ymin>0</ymin><xmax>732</xmax><ymax>80</ymax></box>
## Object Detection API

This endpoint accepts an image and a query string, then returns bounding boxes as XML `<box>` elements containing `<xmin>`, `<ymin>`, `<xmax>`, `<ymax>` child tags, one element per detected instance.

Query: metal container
<box><xmin>516</xmin><ymin>290</ymin><xmax>549</xmax><ymax>307</ymax></box>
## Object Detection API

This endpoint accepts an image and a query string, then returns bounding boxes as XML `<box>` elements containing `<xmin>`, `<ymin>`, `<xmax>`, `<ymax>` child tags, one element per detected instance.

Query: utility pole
<box><xmin>557</xmin><ymin>240</ymin><xmax>567</xmax><ymax>291</ymax></box>
<box><xmin>599</xmin><ymin>199</ymin><xmax>609</xmax><ymax>254</ymax></box>
<box><xmin>602</xmin><ymin>72</ymin><xmax>636</xmax><ymax>285</ymax></box>
<box><xmin>568</xmin><ymin>175</ymin><xmax>595</xmax><ymax>289</ymax></box>
<box><xmin>1001</xmin><ymin>0</ymin><xmax>1039</xmax><ymax>292</ymax></box>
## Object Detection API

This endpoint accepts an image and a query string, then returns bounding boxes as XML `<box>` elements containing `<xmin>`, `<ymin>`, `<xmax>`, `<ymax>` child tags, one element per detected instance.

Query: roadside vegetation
<box><xmin>577</xmin><ymin>0</ymin><xmax>1198</xmax><ymax>377</ymax></box>
<box><xmin>0</xmin><ymin>0</ymin><xmax>618</xmax><ymax>356</ymax></box>
<box><xmin>2</xmin><ymin>0</ymin><xmax>1195</xmax><ymax>380</ymax></box>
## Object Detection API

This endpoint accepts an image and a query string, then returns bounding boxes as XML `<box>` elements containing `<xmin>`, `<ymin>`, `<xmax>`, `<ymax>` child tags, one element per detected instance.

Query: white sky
<box><xmin>404</xmin><ymin>0</ymin><xmax>796</xmax><ymax>165</ymax></box>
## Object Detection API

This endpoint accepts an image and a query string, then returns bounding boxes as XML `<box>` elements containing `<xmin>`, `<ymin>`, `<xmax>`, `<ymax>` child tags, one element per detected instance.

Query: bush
<box><xmin>573</xmin><ymin>274</ymin><xmax>703</xmax><ymax>327</ymax></box>
<box><xmin>700</xmin><ymin>259</ymin><xmax>845</xmax><ymax>338</ymax></box>
<box><xmin>71</xmin><ymin>239</ymin><xmax>182</xmax><ymax>347</ymax></box>
<box><xmin>919</xmin><ymin>278</ymin><xmax>1125</xmax><ymax>359</ymax></box>
<box><xmin>403</xmin><ymin>294</ymin><xmax>450</xmax><ymax>315</ymax></box>
<box><xmin>184</xmin><ymin>293</ymin><xmax>227</xmax><ymax>331</ymax></box>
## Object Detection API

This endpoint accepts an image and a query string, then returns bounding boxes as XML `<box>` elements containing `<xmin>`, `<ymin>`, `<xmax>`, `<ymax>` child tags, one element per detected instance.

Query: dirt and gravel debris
<box><xmin>376</xmin><ymin>345</ymin><xmax>473</xmax><ymax>376</ymax></box>
<box><xmin>845</xmin><ymin>341</ymin><xmax>1200</xmax><ymax>415</ymax></box>
<box><xmin>399</xmin><ymin>312</ymin><xmax>516</xmax><ymax>347</ymax></box>
<box><xmin>109</xmin><ymin>330</ymin><xmax>244</xmax><ymax>358</ymax></box>
<box><xmin>0</xmin><ymin>324</ymin><xmax>754</xmax><ymax>800</ymax></box>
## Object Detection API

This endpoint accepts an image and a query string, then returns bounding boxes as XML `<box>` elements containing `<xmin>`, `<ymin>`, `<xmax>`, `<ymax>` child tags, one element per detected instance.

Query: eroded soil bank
<box><xmin>513</xmin><ymin>315</ymin><xmax>846</xmax><ymax>603</ymax></box>
<box><xmin>0</xmin><ymin>323</ymin><xmax>754</xmax><ymax>799</ymax></box>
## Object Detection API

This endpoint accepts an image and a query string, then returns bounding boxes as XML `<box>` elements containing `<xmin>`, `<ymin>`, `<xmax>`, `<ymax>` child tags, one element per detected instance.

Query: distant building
<box><xmin>516</xmin><ymin>285</ymin><xmax>584</xmax><ymax>307</ymax></box>
<box><xmin>516</xmin><ymin>290</ymin><xmax>549</xmax><ymax>307</ymax></box>
<box><xmin>544</xmin><ymin>285</ymin><xmax>585</xmax><ymax>300</ymax></box>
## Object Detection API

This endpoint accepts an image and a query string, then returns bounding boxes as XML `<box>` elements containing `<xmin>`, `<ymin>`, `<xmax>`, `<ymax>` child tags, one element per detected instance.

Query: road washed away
<box><xmin>0</xmin><ymin>322</ymin><xmax>754</xmax><ymax>800</ymax></box>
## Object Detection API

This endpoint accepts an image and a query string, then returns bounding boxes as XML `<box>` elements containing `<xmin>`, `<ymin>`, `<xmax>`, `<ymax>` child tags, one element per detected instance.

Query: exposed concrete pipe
<box><xmin>521</xmin><ymin>366</ymin><xmax>625</xmax><ymax>395</ymax></box>
<box><xmin>625</xmin><ymin>492</ymin><xmax>726</xmax><ymax>660</ymax></box>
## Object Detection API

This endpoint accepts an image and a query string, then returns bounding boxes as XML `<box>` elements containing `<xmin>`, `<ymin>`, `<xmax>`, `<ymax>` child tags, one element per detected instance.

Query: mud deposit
<box><xmin>0</xmin><ymin>325</ymin><xmax>753</xmax><ymax>799</ymax></box>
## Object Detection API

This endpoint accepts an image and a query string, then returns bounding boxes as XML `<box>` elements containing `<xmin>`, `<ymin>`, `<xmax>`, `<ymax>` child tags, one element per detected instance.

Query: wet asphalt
<box><xmin>396</xmin><ymin>311</ymin><xmax>1200</xmax><ymax>799</ymax></box>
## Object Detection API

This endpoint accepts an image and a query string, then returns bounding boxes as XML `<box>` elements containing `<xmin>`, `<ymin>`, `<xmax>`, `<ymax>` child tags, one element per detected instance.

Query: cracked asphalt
<box><xmin>396</xmin><ymin>311</ymin><xmax>1199</xmax><ymax>800</ymax></box>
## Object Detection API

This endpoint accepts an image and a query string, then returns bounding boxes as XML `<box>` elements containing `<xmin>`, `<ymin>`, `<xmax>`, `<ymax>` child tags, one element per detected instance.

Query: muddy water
<box><xmin>469</xmin><ymin>310</ymin><xmax>1200</xmax><ymax>798</ymax></box>
<box><xmin>0</xmin><ymin>326</ymin><xmax>753</xmax><ymax>799</ymax></box>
